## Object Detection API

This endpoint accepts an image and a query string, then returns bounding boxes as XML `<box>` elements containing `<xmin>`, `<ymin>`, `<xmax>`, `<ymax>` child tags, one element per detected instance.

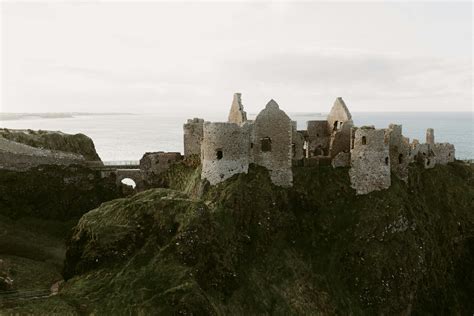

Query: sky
<box><xmin>0</xmin><ymin>1</ymin><xmax>472</xmax><ymax>116</ymax></box>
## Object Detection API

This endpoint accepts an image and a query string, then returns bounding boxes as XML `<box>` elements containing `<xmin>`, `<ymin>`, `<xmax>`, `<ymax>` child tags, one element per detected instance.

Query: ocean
<box><xmin>1</xmin><ymin>112</ymin><xmax>472</xmax><ymax>161</ymax></box>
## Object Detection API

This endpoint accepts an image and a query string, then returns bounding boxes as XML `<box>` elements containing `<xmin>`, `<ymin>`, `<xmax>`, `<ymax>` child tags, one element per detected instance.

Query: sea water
<box><xmin>1</xmin><ymin>112</ymin><xmax>472</xmax><ymax>161</ymax></box>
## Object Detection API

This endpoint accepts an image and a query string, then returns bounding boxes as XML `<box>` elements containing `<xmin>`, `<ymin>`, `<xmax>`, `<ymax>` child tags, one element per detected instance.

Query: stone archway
<box><xmin>115</xmin><ymin>169</ymin><xmax>144</xmax><ymax>192</ymax></box>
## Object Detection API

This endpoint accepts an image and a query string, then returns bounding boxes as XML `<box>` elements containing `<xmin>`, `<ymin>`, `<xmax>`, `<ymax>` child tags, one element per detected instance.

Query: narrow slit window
<box><xmin>216</xmin><ymin>149</ymin><xmax>223</xmax><ymax>160</ymax></box>
<box><xmin>362</xmin><ymin>136</ymin><xmax>367</xmax><ymax>145</ymax></box>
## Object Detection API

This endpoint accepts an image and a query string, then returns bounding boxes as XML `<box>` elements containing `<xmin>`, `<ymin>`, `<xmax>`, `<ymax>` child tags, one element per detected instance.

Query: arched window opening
<box><xmin>121</xmin><ymin>178</ymin><xmax>137</xmax><ymax>189</ymax></box>
<box><xmin>426</xmin><ymin>159</ymin><xmax>431</xmax><ymax>166</ymax></box>
<box><xmin>385</xmin><ymin>157</ymin><xmax>389</xmax><ymax>165</ymax></box>
<box><xmin>398</xmin><ymin>154</ymin><xmax>403</xmax><ymax>164</ymax></box>
<box><xmin>250</xmin><ymin>143</ymin><xmax>254</xmax><ymax>149</ymax></box>
<box><xmin>216</xmin><ymin>149</ymin><xmax>223</xmax><ymax>160</ymax></box>
<box><xmin>362</xmin><ymin>136</ymin><xmax>367</xmax><ymax>145</ymax></box>
<box><xmin>333</xmin><ymin>121</ymin><xmax>339</xmax><ymax>131</ymax></box>
<box><xmin>261</xmin><ymin>137</ymin><xmax>272</xmax><ymax>152</ymax></box>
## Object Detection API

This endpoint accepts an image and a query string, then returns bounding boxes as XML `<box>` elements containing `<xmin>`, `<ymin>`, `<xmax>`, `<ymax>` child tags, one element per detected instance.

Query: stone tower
<box><xmin>201</xmin><ymin>122</ymin><xmax>250</xmax><ymax>185</ymax></box>
<box><xmin>426</xmin><ymin>128</ymin><xmax>435</xmax><ymax>145</ymax></box>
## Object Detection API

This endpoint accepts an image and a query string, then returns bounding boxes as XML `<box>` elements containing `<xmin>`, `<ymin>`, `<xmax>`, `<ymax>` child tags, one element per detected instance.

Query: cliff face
<box><xmin>0</xmin><ymin>165</ymin><xmax>121</xmax><ymax>220</ymax></box>
<box><xmin>58</xmin><ymin>161</ymin><xmax>474</xmax><ymax>315</ymax></box>
<box><xmin>0</xmin><ymin>128</ymin><xmax>101</xmax><ymax>161</ymax></box>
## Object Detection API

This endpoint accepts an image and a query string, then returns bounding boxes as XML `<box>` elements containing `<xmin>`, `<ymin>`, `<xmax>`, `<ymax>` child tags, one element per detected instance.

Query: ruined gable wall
<box><xmin>228</xmin><ymin>93</ymin><xmax>247</xmax><ymax>125</ymax></box>
<box><xmin>253</xmin><ymin>100</ymin><xmax>293</xmax><ymax>187</ymax></box>
<box><xmin>349</xmin><ymin>127</ymin><xmax>391</xmax><ymax>195</ymax></box>
<box><xmin>327</xmin><ymin>97</ymin><xmax>352</xmax><ymax>133</ymax></box>
<box><xmin>326</xmin><ymin>98</ymin><xmax>353</xmax><ymax>158</ymax></box>
<box><xmin>183</xmin><ymin>118</ymin><xmax>204</xmax><ymax>159</ymax></box>
<box><xmin>306</xmin><ymin>120</ymin><xmax>330</xmax><ymax>157</ymax></box>
<box><xmin>201</xmin><ymin>122</ymin><xmax>250</xmax><ymax>185</ymax></box>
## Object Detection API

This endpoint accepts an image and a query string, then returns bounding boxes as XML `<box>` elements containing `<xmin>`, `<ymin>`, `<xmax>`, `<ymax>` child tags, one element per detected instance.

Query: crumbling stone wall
<box><xmin>433</xmin><ymin>143</ymin><xmax>455</xmax><ymax>165</ymax></box>
<box><xmin>183</xmin><ymin>118</ymin><xmax>204</xmax><ymax>159</ymax></box>
<box><xmin>332</xmin><ymin>151</ymin><xmax>351</xmax><ymax>168</ymax></box>
<box><xmin>228</xmin><ymin>93</ymin><xmax>247</xmax><ymax>125</ymax></box>
<box><xmin>291</xmin><ymin>122</ymin><xmax>305</xmax><ymax>161</ymax></box>
<box><xmin>412</xmin><ymin>143</ymin><xmax>436</xmax><ymax>169</ymax></box>
<box><xmin>252</xmin><ymin>100</ymin><xmax>293</xmax><ymax>187</ymax></box>
<box><xmin>306</xmin><ymin>120</ymin><xmax>329</xmax><ymax>157</ymax></box>
<box><xmin>349</xmin><ymin>127</ymin><xmax>391</xmax><ymax>195</ymax></box>
<box><xmin>385</xmin><ymin>124</ymin><xmax>411</xmax><ymax>182</ymax></box>
<box><xmin>139</xmin><ymin>151</ymin><xmax>182</xmax><ymax>186</ymax></box>
<box><xmin>201</xmin><ymin>122</ymin><xmax>250</xmax><ymax>185</ymax></box>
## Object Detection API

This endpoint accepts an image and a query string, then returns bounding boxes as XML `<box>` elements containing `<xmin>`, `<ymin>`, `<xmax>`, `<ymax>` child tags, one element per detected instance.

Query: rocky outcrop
<box><xmin>0</xmin><ymin>128</ymin><xmax>101</xmax><ymax>161</ymax></box>
<box><xmin>60</xmin><ymin>161</ymin><xmax>474</xmax><ymax>315</ymax></box>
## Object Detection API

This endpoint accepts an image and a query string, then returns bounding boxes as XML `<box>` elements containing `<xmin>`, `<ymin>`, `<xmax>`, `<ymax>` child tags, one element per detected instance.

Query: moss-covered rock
<box><xmin>51</xmin><ymin>162</ymin><xmax>474</xmax><ymax>314</ymax></box>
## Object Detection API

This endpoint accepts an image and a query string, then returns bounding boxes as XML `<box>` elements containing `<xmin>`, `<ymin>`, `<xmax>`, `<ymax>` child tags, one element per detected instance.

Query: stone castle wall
<box><xmin>291</xmin><ymin>122</ymin><xmax>305</xmax><ymax>160</ymax></box>
<box><xmin>183</xmin><ymin>118</ymin><xmax>204</xmax><ymax>159</ymax></box>
<box><xmin>385</xmin><ymin>124</ymin><xmax>411</xmax><ymax>181</ymax></box>
<box><xmin>201</xmin><ymin>122</ymin><xmax>250</xmax><ymax>185</ymax></box>
<box><xmin>306</xmin><ymin>120</ymin><xmax>329</xmax><ymax>157</ymax></box>
<box><xmin>349</xmin><ymin>127</ymin><xmax>391</xmax><ymax>195</ymax></box>
<box><xmin>252</xmin><ymin>100</ymin><xmax>293</xmax><ymax>187</ymax></box>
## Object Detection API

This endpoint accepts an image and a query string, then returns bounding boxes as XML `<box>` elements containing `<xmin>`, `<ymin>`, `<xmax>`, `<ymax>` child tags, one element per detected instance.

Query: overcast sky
<box><xmin>1</xmin><ymin>1</ymin><xmax>472</xmax><ymax>116</ymax></box>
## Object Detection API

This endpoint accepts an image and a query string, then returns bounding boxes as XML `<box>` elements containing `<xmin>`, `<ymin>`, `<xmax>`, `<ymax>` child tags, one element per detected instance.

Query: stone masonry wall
<box><xmin>349</xmin><ymin>127</ymin><xmax>391</xmax><ymax>195</ymax></box>
<box><xmin>201</xmin><ymin>122</ymin><xmax>250</xmax><ymax>185</ymax></box>
<box><xmin>228</xmin><ymin>93</ymin><xmax>247</xmax><ymax>125</ymax></box>
<box><xmin>327</xmin><ymin>97</ymin><xmax>353</xmax><ymax>158</ymax></box>
<box><xmin>385</xmin><ymin>124</ymin><xmax>411</xmax><ymax>182</ymax></box>
<box><xmin>433</xmin><ymin>143</ymin><xmax>455</xmax><ymax>165</ymax></box>
<box><xmin>252</xmin><ymin>100</ymin><xmax>293</xmax><ymax>187</ymax></box>
<box><xmin>183</xmin><ymin>118</ymin><xmax>204</xmax><ymax>159</ymax></box>
<box><xmin>140</xmin><ymin>152</ymin><xmax>182</xmax><ymax>175</ymax></box>
<box><xmin>306</xmin><ymin>120</ymin><xmax>329</xmax><ymax>157</ymax></box>
<box><xmin>291</xmin><ymin>122</ymin><xmax>305</xmax><ymax>161</ymax></box>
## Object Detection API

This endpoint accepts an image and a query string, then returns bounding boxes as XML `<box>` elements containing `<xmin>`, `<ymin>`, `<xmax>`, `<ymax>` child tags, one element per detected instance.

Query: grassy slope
<box><xmin>0</xmin><ymin>165</ymin><xmax>122</xmax><ymax>314</ymax></box>
<box><xmin>3</xmin><ymin>161</ymin><xmax>473</xmax><ymax>315</ymax></box>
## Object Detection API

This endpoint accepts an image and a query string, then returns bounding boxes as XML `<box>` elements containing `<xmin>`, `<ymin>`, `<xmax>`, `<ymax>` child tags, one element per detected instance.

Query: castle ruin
<box><xmin>184</xmin><ymin>93</ymin><xmax>456</xmax><ymax>194</ymax></box>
